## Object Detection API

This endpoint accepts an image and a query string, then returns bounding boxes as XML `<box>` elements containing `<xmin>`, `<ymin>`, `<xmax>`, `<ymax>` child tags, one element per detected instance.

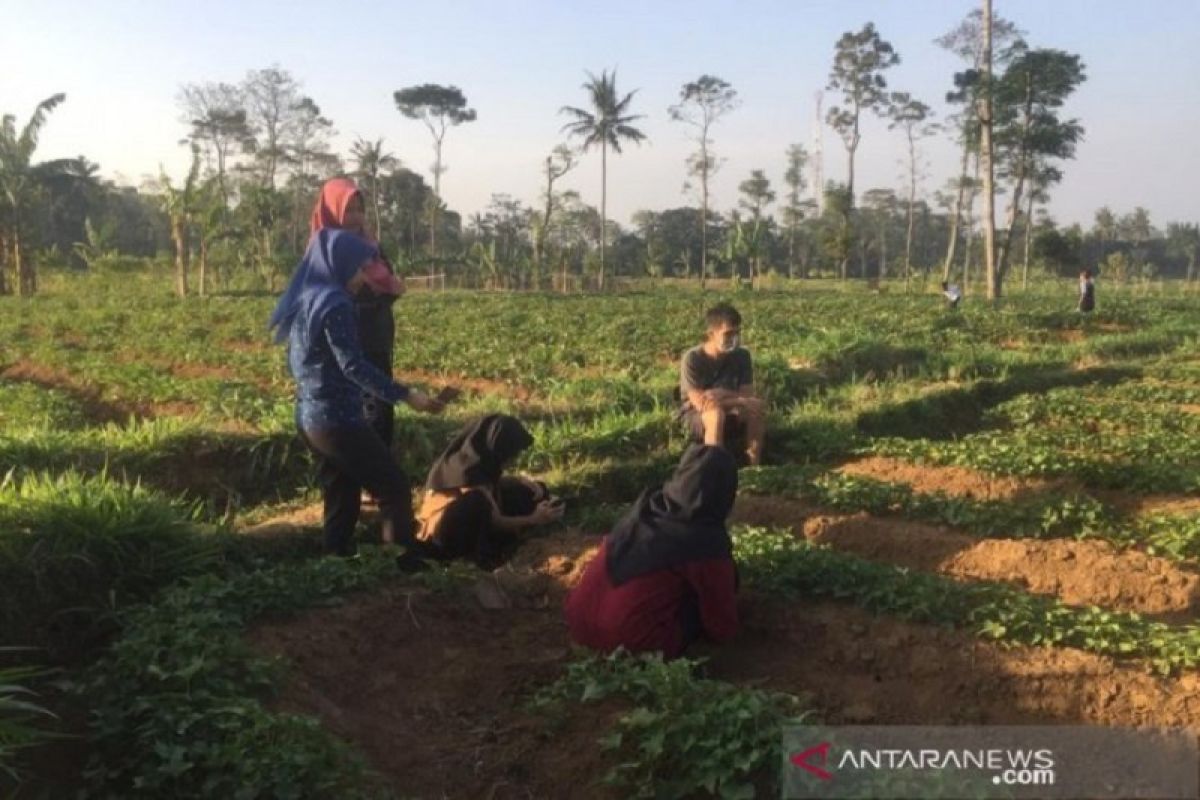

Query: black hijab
<box><xmin>425</xmin><ymin>414</ymin><xmax>534</xmax><ymax>492</ymax></box>
<box><xmin>606</xmin><ymin>445</ymin><xmax>738</xmax><ymax>586</ymax></box>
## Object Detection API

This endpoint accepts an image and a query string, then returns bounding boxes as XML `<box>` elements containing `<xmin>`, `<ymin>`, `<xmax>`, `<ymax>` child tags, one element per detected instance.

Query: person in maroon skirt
<box><xmin>564</xmin><ymin>445</ymin><xmax>739</xmax><ymax>658</ymax></box>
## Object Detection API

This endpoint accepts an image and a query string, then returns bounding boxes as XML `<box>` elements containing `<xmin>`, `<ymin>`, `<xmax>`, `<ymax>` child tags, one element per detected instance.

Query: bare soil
<box><xmin>248</xmin><ymin>580</ymin><xmax>618</xmax><ymax>800</ymax></box>
<box><xmin>837</xmin><ymin>455</ymin><xmax>1200</xmax><ymax>519</ymax></box>
<box><xmin>708</xmin><ymin>595</ymin><xmax>1200</xmax><ymax>728</ymax></box>
<box><xmin>733</xmin><ymin>495</ymin><xmax>1200</xmax><ymax>617</ymax></box>
<box><xmin>837</xmin><ymin>455</ymin><xmax>1060</xmax><ymax>502</ymax></box>
<box><xmin>249</xmin><ymin>528</ymin><xmax>1200</xmax><ymax>797</ymax></box>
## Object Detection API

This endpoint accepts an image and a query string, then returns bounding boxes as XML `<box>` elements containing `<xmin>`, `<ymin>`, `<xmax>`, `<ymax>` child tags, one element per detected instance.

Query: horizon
<box><xmin>5</xmin><ymin>0</ymin><xmax>1199</xmax><ymax>230</ymax></box>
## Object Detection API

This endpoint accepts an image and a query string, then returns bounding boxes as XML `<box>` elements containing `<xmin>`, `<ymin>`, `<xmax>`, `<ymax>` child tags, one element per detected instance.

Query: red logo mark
<box><xmin>791</xmin><ymin>742</ymin><xmax>834</xmax><ymax>781</ymax></box>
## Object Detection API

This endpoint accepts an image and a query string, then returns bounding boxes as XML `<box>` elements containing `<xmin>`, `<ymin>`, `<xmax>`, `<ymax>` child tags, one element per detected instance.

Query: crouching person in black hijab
<box><xmin>564</xmin><ymin>445</ymin><xmax>739</xmax><ymax>658</ymax></box>
<box><xmin>416</xmin><ymin>415</ymin><xmax>565</xmax><ymax>568</ymax></box>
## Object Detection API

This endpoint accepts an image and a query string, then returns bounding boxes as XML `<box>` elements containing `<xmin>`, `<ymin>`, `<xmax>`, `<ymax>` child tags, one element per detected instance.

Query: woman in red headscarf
<box><xmin>308</xmin><ymin>178</ymin><xmax>427</xmax><ymax>546</ymax></box>
<box><xmin>310</xmin><ymin>179</ymin><xmax>404</xmax><ymax>393</ymax></box>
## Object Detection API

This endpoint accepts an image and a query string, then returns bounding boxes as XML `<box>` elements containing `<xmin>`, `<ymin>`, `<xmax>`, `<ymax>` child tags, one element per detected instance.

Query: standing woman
<box><xmin>270</xmin><ymin>228</ymin><xmax>443</xmax><ymax>563</ymax></box>
<box><xmin>309</xmin><ymin>178</ymin><xmax>404</xmax><ymax>453</ymax></box>
<box><xmin>1078</xmin><ymin>269</ymin><xmax>1096</xmax><ymax>314</ymax></box>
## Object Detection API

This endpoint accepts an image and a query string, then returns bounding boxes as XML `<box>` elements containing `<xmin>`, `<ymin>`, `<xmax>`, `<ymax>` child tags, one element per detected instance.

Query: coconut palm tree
<box><xmin>350</xmin><ymin>138</ymin><xmax>400</xmax><ymax>241</ymax></box>
<box><xmin>560</xmin><ymin>69</ymin><xmax>646</xmax><ymax>290</ymax></box>
<box><xmin>0</xmin><ymin>93</ymin><xmax>72</xmax><ymax>295</ymax></box>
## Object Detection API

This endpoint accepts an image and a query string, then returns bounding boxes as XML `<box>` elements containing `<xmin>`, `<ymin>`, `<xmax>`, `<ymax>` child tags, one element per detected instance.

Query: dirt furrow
<box><xmin>837</xmin><ymin>455</ymin><xmax>1062</xmax><ymax>502</ymax></box>
<box><xmin>708</xmin><ymin>597</ymin><xmax>1200</xmax><ymax>729</ymax></box>
<box><xmin>733</xmin><ymin>494</ymin><xmax>1200</xmax><ymax>618</ymax></box>
<box><xmin>250</xmin><ymin>537</ymin><xmax>1200</xmax><ymax>798</ymax></box>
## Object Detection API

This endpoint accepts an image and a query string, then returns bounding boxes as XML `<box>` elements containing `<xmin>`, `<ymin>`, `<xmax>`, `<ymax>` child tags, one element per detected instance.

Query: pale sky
<box><xmin>4</xmin><ymin>0</ymin><xmax>1198</xmax><ymax>229</ymax></box>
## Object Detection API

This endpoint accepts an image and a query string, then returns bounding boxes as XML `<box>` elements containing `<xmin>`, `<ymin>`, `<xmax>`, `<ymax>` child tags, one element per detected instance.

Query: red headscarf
<box><xmin>309</xmin><ymin>178</ymin><xmax>403</xmax><ymax>296</ymax></box>
<box><xmin>310</xmin><ymin>178</ymin><xmax>365</xmax><ymax>236</ymax></box>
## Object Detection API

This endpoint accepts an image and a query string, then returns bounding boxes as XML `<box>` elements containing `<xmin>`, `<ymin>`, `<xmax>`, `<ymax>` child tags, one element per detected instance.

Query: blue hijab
<box><xmin>269</xmin><ymin>229</ymin><xmax>377</xmax><ymax>344</ymax></box>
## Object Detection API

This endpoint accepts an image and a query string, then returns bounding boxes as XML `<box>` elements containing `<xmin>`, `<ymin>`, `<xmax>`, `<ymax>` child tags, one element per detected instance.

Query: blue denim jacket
<box><xmin>289</xmin><ymin>303</ymin><xmax>408</xmax><ymax>430</ymax></box>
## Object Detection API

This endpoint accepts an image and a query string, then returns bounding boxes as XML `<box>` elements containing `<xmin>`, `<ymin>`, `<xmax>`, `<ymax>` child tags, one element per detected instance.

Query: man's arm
<box><xmin>694</xmin><ymin>387</ymin><xmax>739</xmax><ymax>410</ymax></box>
<box><xmin>682</xmin><ymin>350</ymin><xmax>714</xmax><ymax>410</ymax></box>
<box><xmin>735</xmin><ymin>350</ymin><xmax>758</xmax><ymax>399</ymax></box>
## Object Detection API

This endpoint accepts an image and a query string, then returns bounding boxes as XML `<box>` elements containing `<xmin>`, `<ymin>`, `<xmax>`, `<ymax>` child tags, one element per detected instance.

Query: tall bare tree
<box><xmin>935</xmin><ymin>8</ymin><xmax>1023</xmax><ymax>284</ymax></box>
<box><xmin>532</xmin><ymin>144</ymin><xmax>577</xmax><ymax>289</ymax></box>
<box><xmin>393</xmin><ymin>84</ymin><xmax>477</xmax><ymax>257</ymax></box>
<box><xmin>176</xmin><ymin>82</ymin><xmax>250</xmax><ymax>204</ymax></box>
<box><xmin>826</xmin><ymin>22</ymin><xmax>900</xmax><ymax>279</ymax></box>
<box><xmin>285</xmin><ymin>97</ymin><xmax>339</xmax><ymax>250</ymax></box>
<box><xmin>1021</xmin><ymin>167</ymin><xmax>1055</xmax><ymax>289</ymax></box>
<box><xmin>888</xmin><ymin>93</ymin><xmax>937</xmax><ymax>291</ymax></box>
<box><xmin>737</xmin><ymin>170</ymin><xmax>775</xmax><ymax>287</ymax></box>
<box><xmin>978</xmin><ymin>0</ymin><xmax>999</xmax><ymax>300</ymax></box>
<box><xmin>668</xmin><ymin>75</ymin><xmax>739</xmax><ymax>287</ymax></box>
<box><xmin>863</xmin><ymin>187</ymin><xmax>899</xmax><ymax>279</ymax></box>
<box><xmin>994</xmin><ymin>46</ymin><xmax>1085</xmax><ymax>285</ymax></box>
<box><xmin>243</xmin><ymin>66</ymin><xmax>302</xmax><ymax>190</ymax></box>
<box><xmin>782</xmin><ymin>144</ymin><xmax>809</xmax><ymax>279</ymax></box>
<box><xmin>826</xmin><ymin>23</ymin><xmax>900</xmax><ymax>207</ymax></box>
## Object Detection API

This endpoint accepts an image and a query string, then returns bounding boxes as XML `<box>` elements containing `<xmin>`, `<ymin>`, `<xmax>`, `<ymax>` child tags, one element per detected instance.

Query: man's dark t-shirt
<box><xmin>679</xmin><ymin>346</ymin><xmax>754</xmax><ymax>409</ymax></box>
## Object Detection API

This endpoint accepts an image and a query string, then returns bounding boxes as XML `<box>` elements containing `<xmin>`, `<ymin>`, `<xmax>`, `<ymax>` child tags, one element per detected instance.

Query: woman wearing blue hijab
<box><xmin>270</xmin><ymin>229</ymin><xmax>443</xmax><ymax>563</ymax></box>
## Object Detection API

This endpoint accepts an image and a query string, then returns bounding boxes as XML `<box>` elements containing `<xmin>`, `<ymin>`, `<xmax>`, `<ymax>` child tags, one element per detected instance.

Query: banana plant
<box><xmin>724</xmin><ymin>215</ymin><xmax>767</xmax><ymax>289</ymax></box>
<box><xmin>72</xmin><ymin>216</ymin><xmax>119</xmax><ymax>271</ymax></box>
<box><xmin>469</xmin><ymin>240</ymin><xmax>501</xmax><ymax>289</ymax></box>
<box><xmin>155</xmin><ymin>146</ymin><xmax>202</xmax><ymax>298</ymax></box>
<box><xmin>0</xmin><ymin>93</ymin><xmax>73</xmax><ymax>296</ymax></box>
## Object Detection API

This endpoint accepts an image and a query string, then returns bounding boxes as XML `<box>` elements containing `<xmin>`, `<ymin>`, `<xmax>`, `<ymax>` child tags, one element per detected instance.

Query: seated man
<box><xmin>679</xmin><ymin>302</ymin><xmax>765</xmax><ymax>466</ymax></box>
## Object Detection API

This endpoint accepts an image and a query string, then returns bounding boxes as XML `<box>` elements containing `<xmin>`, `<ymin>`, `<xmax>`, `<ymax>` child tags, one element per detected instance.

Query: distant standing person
<box><xmin>565</xmin><ymin>445</ymin><xmax>740</xmax><ymax>658</ymax></box>
<box><xmin>309</xmin><ymin>178</ymin><xmax>405</xmax><ymax>459</ymax></box>
<box><xmin>269</xmin><ymin>228</ymin><xmax>443</xmax><ymax>565</ymax></box>
<box><xmin>679</xmin><ymin>303</ymin><xmax>766</xmax><ymax>466</ymax></box>
<box><xmin>1078</xmin><ymin>269</ymin><xmax>1096</xmax><ymax>313</ymax></box>
<box><xmin>941</xmin><ymin>281</ymin><xmax>962</xmax><ymax>309</ymax></box>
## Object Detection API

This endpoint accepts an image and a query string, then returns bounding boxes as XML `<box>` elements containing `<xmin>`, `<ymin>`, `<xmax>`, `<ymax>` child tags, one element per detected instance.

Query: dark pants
<box><xmin>678</xmin><ymin>591</ymin><xmax>703</xmax><ymax>651</ymax></box>
<box><xmin>301</xmin><ymin>425</ymin><xmax>415</xmax><ymax>556</ymax></box>
<box><xmin>362</xmin><ymin>347</ymin><xmax>395</xmax><ymax>449</ymax></box>
<box><xmin>429</xmin><ymin>478</ymin><xmax>544</xmax><ymax>568</ymax></box>
<box><xmin>363</xmin><ymin>394</ymin><xmax>394</xmax><ymax>449</ymax></box>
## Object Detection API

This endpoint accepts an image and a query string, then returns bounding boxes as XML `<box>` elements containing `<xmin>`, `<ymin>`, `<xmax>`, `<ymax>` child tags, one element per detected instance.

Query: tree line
<box><xmin>2</xmin><ymin>4</ymin><xmax>1197</xmax><ymax>297</ymax></box>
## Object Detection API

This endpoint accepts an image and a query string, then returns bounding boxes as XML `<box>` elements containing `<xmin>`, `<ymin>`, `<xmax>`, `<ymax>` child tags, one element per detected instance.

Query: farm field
<box><xmin>3</xmin><ymin>271</ymin><xmax>1200</xmax><ymax>798</ymax></box>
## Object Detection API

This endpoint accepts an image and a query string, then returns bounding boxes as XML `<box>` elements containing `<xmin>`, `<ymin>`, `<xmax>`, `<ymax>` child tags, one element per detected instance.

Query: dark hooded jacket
<box><xmin>565</xmin><ymin>446</ymin><xmax>740</xmax><ymax>658</ymax></box>
<box><xmin>425</xmin><ymin>415</ymin><xmax>535</xmax><ymax>492</ymax></box>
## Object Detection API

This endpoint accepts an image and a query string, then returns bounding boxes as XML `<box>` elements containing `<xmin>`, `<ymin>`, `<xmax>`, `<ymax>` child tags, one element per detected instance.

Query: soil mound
<box><xmin>735</xmin><ymin>496</ymin><xmax>1200</xmax><ymax>617</ymax></box>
